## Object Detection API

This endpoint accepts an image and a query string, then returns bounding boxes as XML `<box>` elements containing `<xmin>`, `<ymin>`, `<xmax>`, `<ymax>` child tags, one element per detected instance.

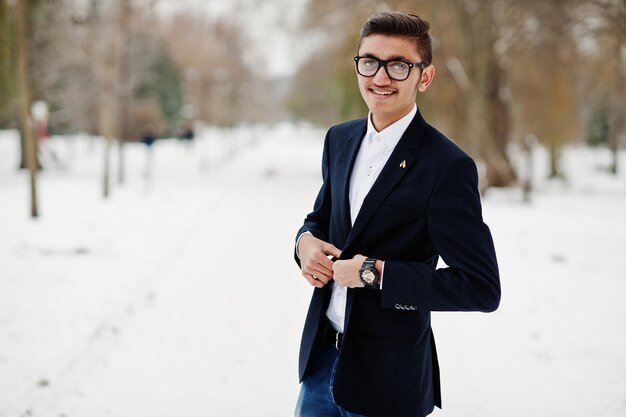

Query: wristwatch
<box><xmin>359</xmin><ymin>257</ymin><xmax>380</xmax><ymax>289</ymax></box>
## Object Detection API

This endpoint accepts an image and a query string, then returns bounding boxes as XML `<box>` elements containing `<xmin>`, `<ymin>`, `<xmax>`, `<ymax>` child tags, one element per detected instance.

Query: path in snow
<box><xmin>1</xmin><ymin>127</ymin><xmax>625</xmax><ymax>416</ymax></box>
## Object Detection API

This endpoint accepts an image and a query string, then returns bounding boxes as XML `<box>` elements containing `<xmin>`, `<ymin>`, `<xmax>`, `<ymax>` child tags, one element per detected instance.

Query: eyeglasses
<box><xmin>354</xmin><ymin>56</ymin><xmax>427</xmax><ymax>81</ymax></box>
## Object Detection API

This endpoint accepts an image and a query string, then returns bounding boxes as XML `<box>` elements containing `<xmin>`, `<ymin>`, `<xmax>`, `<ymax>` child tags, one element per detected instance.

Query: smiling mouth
<box><xmin>371</xmin><ymin>89</ymin><xmax>395</xmax><ymax>96</ymax></box>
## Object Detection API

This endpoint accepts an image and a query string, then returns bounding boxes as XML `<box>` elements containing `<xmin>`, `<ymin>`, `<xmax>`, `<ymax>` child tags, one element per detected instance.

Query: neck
<box><xmin>371</xmin><ymin>107</ymin><xmax>414</xmax><ymax>132</ymax></box>
<box><xmin>371</xmin><ymin>115</ymin><xmax>392</xmax><ymax>132</ymax></box>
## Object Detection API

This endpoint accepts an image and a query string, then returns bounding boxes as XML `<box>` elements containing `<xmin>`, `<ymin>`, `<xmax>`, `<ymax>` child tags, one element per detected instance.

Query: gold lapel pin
<box><xmin>399</xmin><ymin>160</ymin><xmax>407</xmax><ymax>169</ymax></box>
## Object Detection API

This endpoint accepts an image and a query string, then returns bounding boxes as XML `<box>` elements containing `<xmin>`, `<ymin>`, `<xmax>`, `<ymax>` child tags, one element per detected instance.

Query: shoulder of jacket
<box><xmin>327</xmin><ymin>118</ymin><xmax>367</xmax><ymax>138</ymax></box>
<box><xmin>424</xmin><ymin>124</ymin><xmax>472</xmax><ymax>164</ymax></box>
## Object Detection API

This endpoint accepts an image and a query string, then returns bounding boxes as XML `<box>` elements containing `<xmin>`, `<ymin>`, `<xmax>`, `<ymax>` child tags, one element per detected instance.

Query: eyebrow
<box><xmin>361</xmin><ymin>53</ymin><xmax>412</xmax><ymax>62</ymax></box>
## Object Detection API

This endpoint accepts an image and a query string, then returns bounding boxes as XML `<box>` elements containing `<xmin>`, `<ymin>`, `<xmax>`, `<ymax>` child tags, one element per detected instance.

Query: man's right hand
<box><xmin>298</xmin><ymin>234</ymin><xmax>342</xmax><ymax>288</ymax></box>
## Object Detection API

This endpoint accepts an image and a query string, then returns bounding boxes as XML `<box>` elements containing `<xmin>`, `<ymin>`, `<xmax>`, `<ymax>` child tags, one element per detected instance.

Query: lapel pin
<box><xmin>400</xmin><ymin>160</ymin><xmax>407</xmax><ymax>169</ymax></box>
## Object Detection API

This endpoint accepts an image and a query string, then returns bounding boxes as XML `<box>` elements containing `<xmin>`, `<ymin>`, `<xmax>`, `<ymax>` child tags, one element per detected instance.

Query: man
<box><xmin>294</xmin><ymin>11</ymin><xmax>501</xmax><ymax>417</ymax></box>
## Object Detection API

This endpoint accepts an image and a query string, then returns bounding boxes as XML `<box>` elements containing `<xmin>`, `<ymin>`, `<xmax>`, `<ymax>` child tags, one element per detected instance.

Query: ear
<box><xmin>417</xmin><ymin>65</ymin><xmax>435</xmax><ymax>92</ymax></box>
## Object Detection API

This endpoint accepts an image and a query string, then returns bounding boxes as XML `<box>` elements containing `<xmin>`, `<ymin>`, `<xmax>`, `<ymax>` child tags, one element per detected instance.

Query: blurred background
<box><xmin>1</xmin><ymin>0</ymin><xmax>625</xmax><ymax>191</ymax></box>
<box><xmin>1</xmin><ymin>0</ymin><xmax>625</xmax><ymax>416</ymax></box>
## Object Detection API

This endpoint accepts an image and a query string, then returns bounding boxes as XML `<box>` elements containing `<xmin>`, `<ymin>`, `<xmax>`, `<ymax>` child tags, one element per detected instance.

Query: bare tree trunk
<box><xmin>543</xmin><ymin>37</ymin><xmax>573</xmax><ymax>179</ymax></box>
<box><xmin>453</xmin><ymin>0</ymin><xmax>516</xmax><ymax>190</ymax></box>
<box><xmin>100</xmin><ymin>42</ymin><xmax>116</xmax><ymax>198</ymax></box>
<box><xmin>608</xmin><ymin>39</ymin><xmax>623</xmax><ymax>175</ymax></box>
<box><xmin>486</xmin><ymin>57</ymin><xmax>516</xmax><ymax>187</ymax></box>
<box><xmin>548</xmin><ymin>141</ymin><xmax>561</xmax><ymax>179</ymax></box>
<box><xmin>522</xmin><ymin>134</ymin><xmax>537</xmax><ymax>203</ymax></box>
<box><xmin>16</xmin><ymin>0</ymin><xmax>38</xmax><ymax>217</ymax></box>
<box><xmin>117</xmin><ymin>0</ymin><xmax>132</xmax><ymax>185</ymax></box>
<box><xmin>99</xmin><ymin>1</ymin><xmax>124</xmax><ymax>198</ymax></box>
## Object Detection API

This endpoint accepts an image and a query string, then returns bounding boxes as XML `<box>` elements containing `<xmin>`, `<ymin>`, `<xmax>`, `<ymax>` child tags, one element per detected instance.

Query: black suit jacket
<box><xmin>295</xmin><ymin>108</ymin><xmax>500</xmax><ymax>417</ymax></box>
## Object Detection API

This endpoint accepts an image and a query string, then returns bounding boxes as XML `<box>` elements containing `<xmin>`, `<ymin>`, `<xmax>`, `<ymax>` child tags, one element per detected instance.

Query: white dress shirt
<box><xmin>325</xmin><ymin>105</ymin><xmax>417</xmax><ymax>333</ymax></box>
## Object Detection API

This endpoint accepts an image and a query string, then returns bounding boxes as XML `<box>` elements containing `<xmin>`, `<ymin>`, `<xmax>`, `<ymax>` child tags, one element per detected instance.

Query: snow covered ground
<box><xmin>1</xmin><ymin>126</ymin><xmax>625</xmax><ymax>417</ymax></box>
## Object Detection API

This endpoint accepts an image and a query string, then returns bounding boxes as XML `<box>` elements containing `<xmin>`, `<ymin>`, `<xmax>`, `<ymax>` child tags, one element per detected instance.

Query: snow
<box><xmin>1</xmin><ymin>127</ymin><xmax>625</xmax><ymax>417</ymax></box>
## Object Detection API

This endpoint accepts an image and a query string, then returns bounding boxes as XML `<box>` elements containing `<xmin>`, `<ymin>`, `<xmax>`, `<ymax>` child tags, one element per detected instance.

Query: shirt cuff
<box><xmin>295</xmin><ymin>231</ymin><xmax>313</xmax><ymax>259</ymax></box>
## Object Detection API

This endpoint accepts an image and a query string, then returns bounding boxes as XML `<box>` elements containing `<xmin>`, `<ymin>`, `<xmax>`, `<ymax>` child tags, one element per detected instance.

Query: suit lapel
<box><xmin>338</xmin><ymin>121</ymin><xmax>367</xmax><ymax>242</ymax></box>
<box><xmin>343</xmin><ymin>110</ymin><xmax>427</xmax><ymax>252</ymax></box>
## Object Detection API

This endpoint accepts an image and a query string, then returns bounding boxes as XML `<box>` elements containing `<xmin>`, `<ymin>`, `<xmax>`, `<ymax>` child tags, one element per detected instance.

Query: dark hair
<box><xmin>358</xmin><ymin>11</ymin><xmax>432</xmax><ymax>65</ymax></box>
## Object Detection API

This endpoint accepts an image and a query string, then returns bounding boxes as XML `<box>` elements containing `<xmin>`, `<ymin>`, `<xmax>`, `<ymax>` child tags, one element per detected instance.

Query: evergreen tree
<box><xmin>587</xmin><ymin>95</ymin><xmax>610</xmax><ymax>147</ymax></box>
<box><xmin>135</xmin><ymin>46</ymin><xmax>184</xmax><ymax>135</ymax></box>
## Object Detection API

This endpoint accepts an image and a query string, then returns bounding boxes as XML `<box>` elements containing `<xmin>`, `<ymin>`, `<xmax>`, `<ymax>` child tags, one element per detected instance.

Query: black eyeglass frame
<box><xmin>353</xmin><ymin>56</ymin><xmax>428</xmax><ymax>81</ymax></box>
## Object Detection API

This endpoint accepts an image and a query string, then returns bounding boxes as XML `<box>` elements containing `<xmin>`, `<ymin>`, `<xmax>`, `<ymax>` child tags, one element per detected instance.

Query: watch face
<box><xmin>362</xmin><ymin>270</ymin><xmax>376</xmax><ymax>285</ymax></box>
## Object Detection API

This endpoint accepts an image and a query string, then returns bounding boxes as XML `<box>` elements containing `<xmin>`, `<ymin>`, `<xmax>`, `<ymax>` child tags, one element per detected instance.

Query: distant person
<box><xmin>141</xmin><ymin>124</ymin><xmax>157</xmax><ymax>148</ymax></box>
<box><xmin>294</xmin><ymin>11</ymin><xmax>501</xmax><ymax>417</ymax></box>
<box><xmin>35</xmin><ymin>112</ymin><xmax>62</xmax><ymax>168</ymax></box>
<box><xmin>180</xmin><ymin>121</ymin><xmax>195</xmax><ymax>144</ymax></box>
<box><xmin>141</xmin><ymin>124</ymin><xmax>157</xmax><ymax>180</ymax></box>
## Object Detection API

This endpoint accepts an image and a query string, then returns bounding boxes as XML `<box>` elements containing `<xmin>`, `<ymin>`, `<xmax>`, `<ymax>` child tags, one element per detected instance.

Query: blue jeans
<box><xmin>295</xmin><ymin>343</ymin><xmax>367</xmax><ymax>417</ymax></box>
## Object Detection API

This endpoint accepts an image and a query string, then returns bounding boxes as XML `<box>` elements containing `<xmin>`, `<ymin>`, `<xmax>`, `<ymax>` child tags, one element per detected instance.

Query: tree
<box><xmin>134</xmin><ymin>50</ymin><xmax>183</xmax><ymax>132</ymax></box>
<box><xmin>99</xmin><ymin>22</ymin><xmax>115</xmax><ymax>198</ymax></box>
<box><xmin>440</xmin><ymin>0</ymin><xmax>517</xmax><ymax>188</ymax></box>
<box><xmin>507</xmin><ymin>0</ymin><xmax>582</xmax><ymax>180</ymax></box>
<box><xmin>290</xmin><ymin>0</ymin><xmax>517</xmax><ymax>189</ymax></box>
<box><xmin>584</xmin><ymin>0</ymin><xmax>626</xmax><ymax>174</ymax></box>
<box><xmin>0</xmin><ymin>0</ymin><xmax>18</xmax><ymax>129</ymax></box>
<box><xmin>117</xmin><ymin>0</ymin><xmax>132</xmax><ymax>185</ymax></box>
<box><xmin>16</xmin><ymin>0</ymin><xmax>38</xmax><ymax>217</ymax></box>
<box><xmin>158</xmin><ymin>14</ymin><xmax>255</xmax><ymax>127</ymax></box>
<box><xmin>286</xmin><ymin>0</ymin><xmax>379</xmax><ymax>126</ymax></box>
<box><xmin>287</xmin><ymin>29</ymin><xmax>368</xmax><ymax>126</ymax></box>
<box><xmin>96</xmin><ymin>0</ymin><xmax>126</xmax><ymax>198</ymax></box>
<box><xmin>586</xmin><ymin>93</ymin><xmax>610</xmax><ymax>147</ymax></box>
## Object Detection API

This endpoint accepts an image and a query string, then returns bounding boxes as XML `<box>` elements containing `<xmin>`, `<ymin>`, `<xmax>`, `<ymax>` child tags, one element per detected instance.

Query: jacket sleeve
<box><xmin>294</xmin><ymin>128</ymin><xmax>333</xmax><ymax>268</ymax></box>
<box><xmin>380</xmin><ymin>155</ymin><xmax>501</xmax><ymax>312</ymax></box>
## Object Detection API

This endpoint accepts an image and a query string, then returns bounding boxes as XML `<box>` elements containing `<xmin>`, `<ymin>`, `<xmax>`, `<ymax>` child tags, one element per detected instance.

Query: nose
<box><xmin>372</xmin><ymin>65</ymin><xmax>392</xmax><ymax>85</ymax></box>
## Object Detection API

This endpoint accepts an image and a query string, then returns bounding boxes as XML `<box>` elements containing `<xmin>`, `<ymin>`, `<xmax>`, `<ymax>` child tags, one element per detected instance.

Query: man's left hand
<box><xmin>333</xmin><ymin>254</ymin><xmax>366</xmax><ymax>288</ymax></box>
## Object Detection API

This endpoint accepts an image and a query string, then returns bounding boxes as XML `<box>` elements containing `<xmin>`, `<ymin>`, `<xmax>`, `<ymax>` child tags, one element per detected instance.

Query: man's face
<box><xmin>356</xmin><ymin>34</ymin><xmax>432</xmax><ymax>131</ymax></box>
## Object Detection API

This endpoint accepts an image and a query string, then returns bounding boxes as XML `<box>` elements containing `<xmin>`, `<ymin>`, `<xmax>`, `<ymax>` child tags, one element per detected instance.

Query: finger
<box><xmin>315</xmin><ymin>254</ymin><xmax>335</xmax><ymax>275</ymax></box>
<box><xmin>302</xmin><ymin>260</ymin><xmax>333</xmax><ymax>282</ymax></box>
<box><xmin>306</xmin><ymin>258</ymin><xmax>333</xmax><ymax>279</ymax></box>
<box><xmin>302</xmin><ymin>264</ymin><xmax>333</xmax><ymax>283</ymax></box>
<box><xmin>313</xmin><ymin>262</ymin><xmax>334</xmax><ymax>279</ymax></box>
<box><xmin>309</xmin><ymin>267</ymin><xmax>332</xmax><ymax>284</ymax></box>
<box><xmin>302</xmin><ymin>272</ymin><xmax>325</xmax><ymax>288</ymax></box>
<box><xmin>322</xmin><ymin>243</ymin><xmax>342</xmax><ymax>259</ymax></box>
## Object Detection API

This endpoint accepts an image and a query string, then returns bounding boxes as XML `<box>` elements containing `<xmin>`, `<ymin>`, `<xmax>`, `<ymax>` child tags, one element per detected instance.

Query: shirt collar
<box><xmin>365</xmin><ymin>105</ymin><xmax>417</xmax><ymax>150</ymax></box>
